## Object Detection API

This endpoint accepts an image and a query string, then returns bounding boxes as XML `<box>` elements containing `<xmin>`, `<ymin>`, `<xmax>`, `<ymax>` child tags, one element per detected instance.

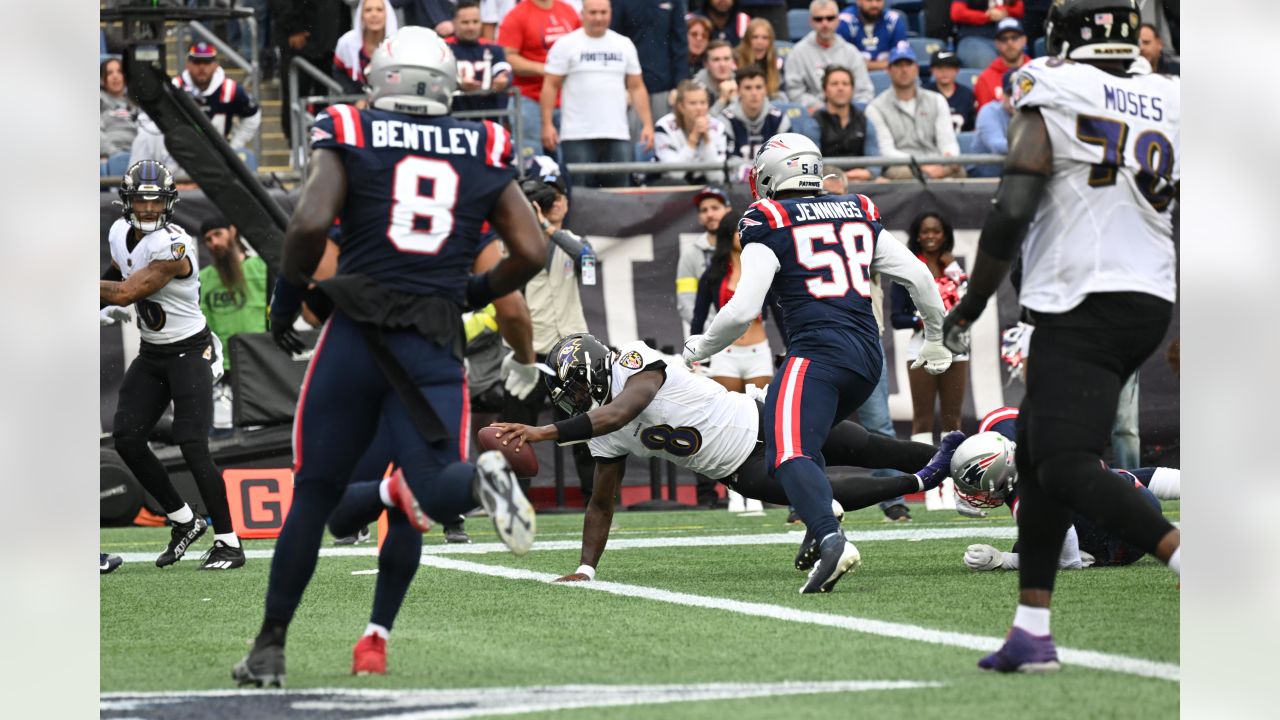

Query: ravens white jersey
<box><xmin>1011</xmin><ymin>57</ymin><xmax>1180</xmax><ymax>313</ymax></box>
<box><xmin>588</xmin><ymin>341</ymin><xmax>760</xmax><ymax>479</ymax></box>
<box><xmin>107</xmin><ymin>218</ymin><xmax>206</xmax><ymax>344</ymax></box>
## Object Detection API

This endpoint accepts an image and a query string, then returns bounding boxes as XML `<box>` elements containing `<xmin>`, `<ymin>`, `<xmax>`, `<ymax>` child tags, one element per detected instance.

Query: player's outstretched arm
<box><xmin>685</xmin><ymin>243</ymin><xmax>778</xmax><ymax>362</ymax></box>
<box><xmin>477</xmin><ymin>182</ymin><xmax>549</xmax><ymax>308</ymax></box>
<box><xmin>99</xmin><ymin>257</ymin><xmax>188</xmax><ymax>306</ymax></box>
<box><xmin>282</xmin><ymin>149</ymin><xmax>347</xmax><ymax>287</ymax></box>
<box><xmin>871</xmin><ymin>229</ymin><xmax>951</xmax><ymax>374</ymax></box>
<box><xmin>943</xmin><ymin>108</ymin><xmax>1051</xmax><ymax>352</ymax></box>
<box><xmin>490</xmin><ymin>370</ymin><xmax>666</xmax><ymax>448</ymax></box>
<box><xmin>556</xmin><ymin>459</ymin><xmax>627</xmax><ymax>582</ymax></box>
<box><xmin>474</xmin><ymin>241</ymin><xmax>535</xmax><ymax>365</ymax></box>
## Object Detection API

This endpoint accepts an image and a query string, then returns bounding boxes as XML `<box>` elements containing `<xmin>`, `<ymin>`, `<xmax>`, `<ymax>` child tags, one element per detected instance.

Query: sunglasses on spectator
<box><xmin>812</xmin><ymin>15</ymin><xmax>838</xmax><ymax>22</ymax></box>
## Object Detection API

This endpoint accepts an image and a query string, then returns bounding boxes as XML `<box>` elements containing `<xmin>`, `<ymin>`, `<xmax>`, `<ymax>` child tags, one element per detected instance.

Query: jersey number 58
<box><xmin>792</xmin><ymin>222</ymin><xmax>875</xmax><ymax>299</ymax></box>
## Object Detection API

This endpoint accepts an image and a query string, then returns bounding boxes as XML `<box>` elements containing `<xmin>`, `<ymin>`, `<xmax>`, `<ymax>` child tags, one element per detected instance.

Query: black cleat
<box><xmin>443</xmin><ymin>520</ymin><xmax>471</xmax><ymax>544</ymax></box>
<box><xmin>882</xmin><ymin>503</ymin><xmax>912</xmax><ymax>523</ymax></box>
<box><xmin>199</xmin><ymin>540</ymin><xmax>246</xmax><ymax>570</ymax></box>
<box><xmin>794</xmin><ymin>501</ymin><xmax>846</xmax><ymax>571</ymax></box>
<box><xmin>156</xmin><ymin>516</ymin><xmax>208</xmax><ymax>568</ymax></box>
<box><xmin>232</xmin><ymin>636</ymin><xmax>286</xmax><ymax>688</ymax></box>
<box><xmin>100</xmin><ymin>553</ymin><xmax>123</xmax><ymax>575</ymax></box>
<box><xmin>799</xmin><ymin>531</ymin><xmax>861</xmax><ymax>594</ymax></box>
<box><xmin>333</xmin><ymin>526</ymin><xmax>371</xmax><ymax>546</ymax></box>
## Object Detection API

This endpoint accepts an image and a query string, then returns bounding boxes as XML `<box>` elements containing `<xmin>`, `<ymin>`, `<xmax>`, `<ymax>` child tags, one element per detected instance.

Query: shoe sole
<box><xmin>156</xmin><ymin>518</ymin><xmax>209</xmax><ymax>568</ymax></box>
<box><xmin>800</xmin><ymin>542</ymin><xmax>862</xmax><ymax>594</ymax></box>
<box><xmin>390</xmin><ymin>469</ymin><xmax>433</xmax><ymax>533</ymax></box>
<box><xmin>980</xmin><ymin>659</ymin><xmax>1061</xmax><ymax>674</ymax></box>
<box><xmin>475</xmin><ymin>451</ymin><xmax>535</xmax><ymax>556</ymax></box>
<box><xmin>199</xmin><ymin>557</ymin><xmax>246</xmax><ymax>570</ymax></box>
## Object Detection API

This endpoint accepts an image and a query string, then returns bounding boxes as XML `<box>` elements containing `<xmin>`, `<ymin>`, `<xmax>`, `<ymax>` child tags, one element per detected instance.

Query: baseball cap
<box><xmin>888</xmin><ymin>42</ymin><xmax>917</xmax><ymax>65</ymax></box>
<box><xmin>995</xmin><ymin>18</ymin><xmax>1024</xmax><ymax>38</ymax></box>
<box><xmin>931</xmin><ymin>50</ymin><xmax>962</xmax><ymax>68</ymax></box>
<box><xmin>693</xmin><ymin>185</ymin><xmax>729</xmax><ymax>208</ymax></box>
<box><xmin>188</xmin><ymin>42</ymin><xmax>218</xmax><ymax>60</ymax></box>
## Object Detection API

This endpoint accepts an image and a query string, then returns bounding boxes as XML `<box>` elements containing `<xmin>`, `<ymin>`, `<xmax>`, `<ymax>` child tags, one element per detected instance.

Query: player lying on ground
<box><xmin>953</xmin><ymin>407</ymin><xmax>1181</xmax><ymax>572</ymax></box>
<box><xmin>490</xmin><ymin>333</ymin><xmax>963</xmax><ymax>583</ymax></box>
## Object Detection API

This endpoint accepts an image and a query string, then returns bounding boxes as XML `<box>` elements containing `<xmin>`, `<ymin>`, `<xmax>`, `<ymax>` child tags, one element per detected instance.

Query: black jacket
<box><xmin>611</xmin><ymin>0</ymin><xmax>690</xmax><ymax>94</ymax></box>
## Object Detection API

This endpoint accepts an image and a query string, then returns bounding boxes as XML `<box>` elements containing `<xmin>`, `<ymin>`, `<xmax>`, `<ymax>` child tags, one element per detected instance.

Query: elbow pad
<box><xmin>978</xmin><ymin>172</ymin><xmax>1048</xmax><ymax>262</ymax></box>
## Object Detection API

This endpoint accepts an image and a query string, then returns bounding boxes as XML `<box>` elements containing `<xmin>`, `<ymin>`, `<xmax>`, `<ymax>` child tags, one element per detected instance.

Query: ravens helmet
<box><xmin>118</xmin><ymin>160</ymin><xmax>179</xmax><ymax>233</ymax></box>
<box><xmin>544</xmin><ymin>333</ymin><xmax>614</xmax><ymax>416</ymax></box>
<box><xmin>950</xmin><ymin>432</ymin><xmax>1018</xmax><ymax>508</ymax></box>
<box><xmin>365</xmin><ymin>26</ymin><xmax>458</xmax><ymax>116</ymax></box>
<box><xmin>1044</xmin><ymin>0</ymin><xmax>1141</xmax><ymax>62</ymax></box>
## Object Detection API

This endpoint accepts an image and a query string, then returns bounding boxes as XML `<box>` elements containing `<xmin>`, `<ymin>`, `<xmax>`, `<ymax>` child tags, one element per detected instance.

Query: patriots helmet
<box><xmin>366</xmin><ymin>26</ymin><xmax>458</xmax><ymax>116</ymax></box>
<box><xmin>1045</xmin><ymin>0</ymin><xmax>1141</xmax><ymax>62</ymax></box>
<box><xmin>950</xmin><ymin>432</ymin><xmax>1019</xmax><ymax>508</ymax></box>
<box><xmin>117</xmin><ymin>160</ymin><xmax>179</xmax><ymax>233</ymax></box>
<box><xmin>544</xmin><ymin>333</ymin><xmax>614</xmax><ymax>416</ymax></box>
<box><xmin>748</xmin><ymin>133</ymin><xmax>824</xmax><ymax>200</ymax></box>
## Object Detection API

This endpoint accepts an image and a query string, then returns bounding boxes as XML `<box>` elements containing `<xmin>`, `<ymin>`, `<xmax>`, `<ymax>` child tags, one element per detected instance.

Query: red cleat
<box><xmin>351</xmin><ymin>634</ymin><xmax>387</xmax><ymax>675</ymax></box>
<box><xmin>386</xmin><ymin>468</ymin><xmax>432</xmax><ymax>532</ymax></box>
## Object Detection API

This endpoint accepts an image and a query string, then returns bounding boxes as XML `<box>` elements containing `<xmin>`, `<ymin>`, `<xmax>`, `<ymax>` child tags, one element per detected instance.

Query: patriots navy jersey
<box><xmin>738</xmin><ymin>193</ymin><xmax>885</xmax><ymax>373</ymax></box>
<box><xmin>310</xmin><ymin>105</ymin><xmax>515</xmax><ymax>304</ymax></box>
<box><xmin>446</xmin><ymin>38</ymin><xmax>513</xmax><ymax>113</ymax></box>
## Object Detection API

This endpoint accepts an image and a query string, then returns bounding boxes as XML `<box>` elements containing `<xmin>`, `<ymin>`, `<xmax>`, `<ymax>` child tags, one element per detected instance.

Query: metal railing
<box><xmin>563</xmin><ymin>153</ymin><xmax>1006</xmax><ymax>181</ymax></box>
<box><xmin>179</xmin><ymin>19</ymin><xmax>262</xmax><ymax>163</ymax></box>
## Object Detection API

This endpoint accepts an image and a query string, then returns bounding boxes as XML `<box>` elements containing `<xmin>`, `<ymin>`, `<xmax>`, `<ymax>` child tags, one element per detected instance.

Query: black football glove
<box><xmin>942</xmin><ymin>295</ymin><xmax>985</xmax><ymax>355</ymax></box>
<box><xmin>270</xmin><ymin>316</ymin><xmax>305</xmax><ymax>356</ymax></box>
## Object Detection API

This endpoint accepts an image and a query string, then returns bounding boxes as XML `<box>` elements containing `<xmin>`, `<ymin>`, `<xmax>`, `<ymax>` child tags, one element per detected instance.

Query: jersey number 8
<box><xmin>792</xmin><ymin>222</ymin><xmax>875</xmax><ymax>300</ymax></box>
<box><xmin>388</xmin><ymin>156</ymin><xmax>459</xmax><ymax>254</ymax></box>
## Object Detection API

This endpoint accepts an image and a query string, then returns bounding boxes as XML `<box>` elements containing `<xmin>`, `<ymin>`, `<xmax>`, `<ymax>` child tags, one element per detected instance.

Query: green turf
<box><xmin>100</xmin><ymin>506</ymin><xmax>1179</xmax><ymax>718</ymax></box>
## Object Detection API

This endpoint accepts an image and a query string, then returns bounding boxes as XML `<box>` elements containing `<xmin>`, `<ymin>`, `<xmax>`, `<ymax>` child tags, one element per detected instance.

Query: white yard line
<box><xmin>112</xmin><ymin>526</ymin><xmax>1017</xmax><ymax>563</ymax></box>
<box><xmin>419</xmin><ymin>555</ymin><xmax>1180</xmax><ymax>683</ymax></box>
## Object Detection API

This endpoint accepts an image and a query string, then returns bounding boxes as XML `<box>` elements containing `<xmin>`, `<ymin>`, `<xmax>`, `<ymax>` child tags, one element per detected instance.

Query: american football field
<box><xmin>100</xmin><ymin>504</ymin><xmax>1179</xmax><ymax>719</ymax></box>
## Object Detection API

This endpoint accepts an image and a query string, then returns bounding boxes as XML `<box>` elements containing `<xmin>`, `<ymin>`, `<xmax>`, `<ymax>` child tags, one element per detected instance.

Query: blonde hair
<box><xmin>734</xmin><ymin>18</ymin><xmax>781</xmax><ymax>97</ymax></box>
<box><xmin>673</xmin><ymin>79</ymin><xmax>710</xmax><ymax>134</ymax></box>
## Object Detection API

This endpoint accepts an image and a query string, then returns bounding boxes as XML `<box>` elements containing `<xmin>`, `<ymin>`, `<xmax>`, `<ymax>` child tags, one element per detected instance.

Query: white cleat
<box><xmin>474</xmin><ymin>451</ymin><xmax>536</xmax><ymax>555</ymax></box>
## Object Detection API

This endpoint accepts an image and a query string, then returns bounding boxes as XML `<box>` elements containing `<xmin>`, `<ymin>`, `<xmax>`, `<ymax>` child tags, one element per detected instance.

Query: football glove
<box><xmin>911</xmin><ymin>338</ymin><xmax>953</xmax><ymax>375</ymax></box>
<box><xmin>964</xmin><ymin>544</ymin><xmax>1005</xmax><ymax>571</ymax></box>
<box><xmin>943</xmin><ymin>295</ymin><xmax>983</xmax><ymax>354</ymax></box>
<box><xmin>270</xmin><ymin>317</ymin><xmax>305</xmax><ymax>356</ymax></box>
<box><xmin>682</xmin><ymin>334</ymin><xmax>708</xmax><ymax>364</ymax></box>
<box><xmin>502</xmin><ymin>354</ymin><xmax>540</xmax><ymax>401</ymax></box>
<box><xmin>955</xmin><ymin>495</ymin><xmax>989</xmax><ymax>519</ymax></box>
<box><xmin>100</xmin><ymin>305</ymin><xmax>131</xmax><ymax>326</ymax></box>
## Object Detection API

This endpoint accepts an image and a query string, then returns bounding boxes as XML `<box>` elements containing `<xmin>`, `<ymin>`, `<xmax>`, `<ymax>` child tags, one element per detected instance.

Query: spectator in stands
<box><xmin>891</xmin><ymin>210</ymin><xmax>969</xmax><ymax>446</ymax></box>
<box><xmin>333</xmin><ymin>0</ymin><xmax>399</xmax><ymax>94</ymax></box>
<box><xmin>738</xmin><ymin>1</ymin><xmax>788</xmax><ymax>42</ymax></box>
<box><xmin>1138</xmin><ymin>22</ymin><xmax>1179</xmax><ymax>75</ymax></box>
<box><xmin>542</xmin><ymin>0</ymin><xmax>651</xmax><ymax>187</ymax></box>
<box><xmin>813</xmin><ymin>65</ymin><xmax>878</xmax><ymax>181</ymax></box>
<box><xmin>611</xmin><ymin>0</ymin><xmax>689</xmax><ymax>150</ymax></box>
<box><xmin>687</xmin><ymin>14</ymin><xmax>713</xmax><ymax>77</ymax></box>
<box><xmin>702</xmin><ymin>0</ymin><xmax>750</xmax><ymax>46</ymax></box>
<box><xmin>974</xmin><ymin>17</ymin><xmax>1028</xmax><ymax>107</ymax></box>
<box><xmin>866</xmin><ymin>43</ymin><xmax>963</xmax><ymax>179</ymax></box>
<box><xmin>498</xmin><ymin>0</ymin><xmax>581</xmax><ymax>161</ymax></box>
<box><xmin>733</xmin><ymin>18</ymin><xmax>786</xmax><ymax>100</ymax></box>
<box><xmin>448</xmin><ymin>0</ymin><xmax>513</xmax><ymax>113</ymax></box>
<box><xmin>722</xmin><ymin>66</ymin><xmax>790</xmax><ymax>160</ymax></box>
<box><xmin>271</xmin><ymin>0</ymin><xmax>346</xmax><ymax>143</ymax></box>
<box><xmin>180</xmin><ymin>43</ymin><xmax>263</xmax><ymax>150</ymax></box>
<box><xmin>950</xmin><ymin>0</ymin><xmax>1024</xmax><ymax>70</ymax></box>
<box><xmin>836</xmin><ymin>0</ymin><xmax>909</xmax><ymax>71</ymax></box>
<box><xmin>692</xmin><ymin>40</ymin><xmax>739</xmax><ymax>114</ymax></box>
<box><xmin>100</xmin><ymin>58</ymin><xmax>137</xmax><ymax>160</ymax></box>
<box><xmin>677</xmin><ymin>185</ymin><xmax>731</xmax><ymax>329</ymax></box>
<box><xmin>924</xmin><ymin>50</ymin><xmax>977</xmax><ymax>133</ymax></box>
<box><xmin>970</xmin><ymin>69</ymin><xmax>1014</xmax><ymax>176</ymax></box>
<box><xmin>654</xmin><ymin>79</ymin><xmax>729</xmax><ymax>184</ymax></box>
<box><xmin>784</xmin><ymin>0</ymin><xmax>873</xmax><ymax>112</ymax></box>
<box><xmin>390</xmin><ymin>0</ymin><xmax>459</xmax><ymax>36</ymax></box>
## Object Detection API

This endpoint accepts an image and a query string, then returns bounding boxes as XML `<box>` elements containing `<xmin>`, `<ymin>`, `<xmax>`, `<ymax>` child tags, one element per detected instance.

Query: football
<box><xmin>476</xmin><ymin>426</ymin><xmax>540</xmax><ymax>479</ymax></box>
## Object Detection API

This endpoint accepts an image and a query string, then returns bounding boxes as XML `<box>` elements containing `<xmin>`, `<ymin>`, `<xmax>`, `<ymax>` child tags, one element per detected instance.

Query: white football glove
<box><xmin>100</xmin><ymin>305</ymin><xmax>131</xmax><ymax>326</ymax></box>
<box><xmin>964</xmin><ymin>544</ymin><xmax>1005</xmax><ymax>572</ymax></box>
<box><xmin>501</xmin><ymin>354</ymin><xmax>540</xmax><ymax>401</ymax></box>
<box><xmin>911</xmin><ymin>338</ymin><xmax>953</xmax><ymax>375</ymax></box>
<box><xmin>955</xmin><ymin>494</ymin><xmax>988</xmax><ymax>518</ymax></box>
<box><xmin>682</xmin><ymin>334</ymin><xmax>709</xmax><ymax>364</ymax></box>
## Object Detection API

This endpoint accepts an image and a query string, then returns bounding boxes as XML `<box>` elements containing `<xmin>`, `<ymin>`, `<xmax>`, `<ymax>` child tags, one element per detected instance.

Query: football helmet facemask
<box><xmin>1045</xmin><ymin>0</ymin><xmax>1141</xmax><ymax>62</ymax></box>
<box><xmin>118</xmin><ymin>160</ymin><xmax>179</xmax><ymax>233</ymax></box>
<box><xmin>365</xmin><ymin>26</ymin><xmax>458</xmax><ymax>116</ymax></box>
<box><xmin>544</xmin><ymin>333</ymin><xmax>614</xmax><ymax>417</ymax></box>
<box><xmin>950</xmin><ymin>432</ymin><xmax>1018</xmax><ymax>508</ymax></box>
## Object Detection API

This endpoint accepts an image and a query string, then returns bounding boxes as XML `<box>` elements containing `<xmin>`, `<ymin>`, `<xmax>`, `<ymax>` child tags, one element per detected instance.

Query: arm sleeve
<box><xmin>934</xmin><ymin>94</ymin><xmax>960</xmax><ymax>156</ymax></box>
<box><xmin>871</xmin><ymin>228</ymin><xmax>945</xmax><ymax>342</ymax></box>
<box><xmin>850</xmin><ymin>51</ymin><xmax>874</xmax><ymax>105</ymax></box>
<box><xmin>889</xmin><ymin>282</ymin><xmax>919</xmax><ymax>329</ymax></box>
<box><xmin>689</xmin><ymin>272</ymin><xmax>715</xmax><ymax>335</ymax></box>
<box><xmin>697</xmin><ymin>242</ymin><xmax>779</xmax><ymax>356</ymax></box>
<box><xmin>865</xmin><ymin>104</ymin><xmax>904</xmax><ymax>157</ymax></box>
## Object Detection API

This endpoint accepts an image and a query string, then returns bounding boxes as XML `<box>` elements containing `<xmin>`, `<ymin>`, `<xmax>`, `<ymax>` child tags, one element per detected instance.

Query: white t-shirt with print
<box><xmin>543</xmin><ymin>28</ymin><xmax>641</xmax><ymax>141</ymax></box>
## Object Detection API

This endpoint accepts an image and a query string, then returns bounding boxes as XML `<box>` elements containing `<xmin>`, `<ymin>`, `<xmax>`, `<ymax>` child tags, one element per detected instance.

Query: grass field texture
<box><xmin>101</xmin><ymin>504</ymin><xmax>1180</xmax><ymax>719</ymax></box>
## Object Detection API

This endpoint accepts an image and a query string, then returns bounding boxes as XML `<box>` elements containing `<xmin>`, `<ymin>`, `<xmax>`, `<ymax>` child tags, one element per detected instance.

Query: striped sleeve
<box><xmin>311</xmin><ymin>104</ymin><xmax>365</xmax><ymax>149</ymax></box>
<box><xmin>481</xmin><ymin>120</ymin><xmax>514</xmax><ymax>167</ymax></box>
<box><xmin>978</xmin><ymin>407</ymin><xmax>1020</xmax><ymax>434</ymax></box>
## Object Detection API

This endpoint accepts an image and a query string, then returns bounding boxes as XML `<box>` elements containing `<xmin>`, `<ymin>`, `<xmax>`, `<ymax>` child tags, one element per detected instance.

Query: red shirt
<box><xmin>497</xmin><ymin>0</ymin><xmax>581</xmax><ymax>102</ymax></box>
<box><xmin>974</xmin><ymin>54</ymin><xmax>1030</xmax><ymax>108</ymax></box>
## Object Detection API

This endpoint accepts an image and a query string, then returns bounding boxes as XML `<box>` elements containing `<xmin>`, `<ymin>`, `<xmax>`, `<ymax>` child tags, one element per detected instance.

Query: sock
<box><xmin>1167</xmin><ymin>547</ymin><xmax>1180</xmax><ymax>576</ymax></box>
<box><xmin>910</xmin><ymin>432</ymin><xmax>933</xmax><ymax>445</ymax></box>
<box><xmin>1013</xmin><ymin>604</ymin><xmax>1051</xmax><ymax>636</ymax></box>
<box><xmin>379</xmin><ymin>478</ymin><xmax>394</xmax><ymax>508</ymax></box>
<box><xmin>1148</xmin><ymin>467</ymin><xmax>1181</xmax><ymax>500</ymax></box>
<box><xmin>364</xmin><ymin>623</ymin><xmax>389</xmax><ymax>639</ymax></box>
<box><xmin>168</xmin><ymin>504</ymin><xmax>194</xmax><ymax>524</ymax></box>
<box><xmin>215</xmin><ymin>532</ymin><xmax>241</xmax><ymax>548</ymax></box>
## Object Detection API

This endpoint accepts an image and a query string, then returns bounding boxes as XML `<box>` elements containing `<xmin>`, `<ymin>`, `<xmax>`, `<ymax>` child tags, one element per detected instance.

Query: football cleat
<box><xmin>473</xmin><ymin>450</ymin><xmax>536</xmax><ymax>555</ymax></box>
<box><xmin>232</xmin><ymin>637</ymin><xmax>286</xmax><ymax>687</ymax></box>
<box><xmin>915</xmin><ymin>431</ymin><xmax>966</xmax><ymax>491</ymax></box>
<box><xmin>199</xmin><ymin>540</ymin><xmax>246</xmax><ymax>570</ymax></box>
<box><xmin>100</xmin><ymin>553</ymin><xmax>123</xmax><ymax>575</ymax></box>
<box><xmin>333</xmin><ymin>526</ymin><xmax>372</xmax><ymax>546</ymax></box>
<box><xmin>352</xmin><ymin>634</ymin><xmax>388</xmax><ymax>675</ymax></box>
<box><xmin>794</xmin><ymin>500</ymin><xmax>846</xmax><ymax>571</ymax></box>
<box><xmin>979</xmin><ymin>627</ymin><xmax>1061</xmax><ymax>673</ymax></box>
<box><xmin>882</xmin><ymin>504</ymin><xmax>912</xmax><ymax>523</ymax></box>
<box><xmin>443</xmin><ymin>520</ymin><xmax>471</xmax><ymax>544</ymax></box>
<box><xmin>156</xmin><ymin>515</ymin><xmax>208</xmax><ymax>568</ymax></box>
<box><xmin>386</xmin><ymin>468</ymin><xmax>433</xmax><ymax>533</ymax></box>
<box><xmin>799</xmin><ymin>531</ymin><xmax>861</xmax><ymax>594</ymax></box>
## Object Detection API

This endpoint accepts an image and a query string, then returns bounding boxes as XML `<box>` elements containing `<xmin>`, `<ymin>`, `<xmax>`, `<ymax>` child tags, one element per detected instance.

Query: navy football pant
<box><xmin>765</xmin><ymin>356</ymin><xmax>877</xmax><ymax>540</ymax></box>
<box><xmin>264</xmin><ymin>312</ymin><xmax>475</xmax><ymax>626</ymax></box>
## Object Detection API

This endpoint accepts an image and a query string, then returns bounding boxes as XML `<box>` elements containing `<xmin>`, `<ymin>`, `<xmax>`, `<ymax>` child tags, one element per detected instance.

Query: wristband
<box><xmin>553</xmin><ymin>413</ymin><xmax>594</xmax><ymax>444</ymax></box>
<box><xmin>575</xmin><ymin>564</ymin><xmax>596</xmax><ymax>580</ymax></box>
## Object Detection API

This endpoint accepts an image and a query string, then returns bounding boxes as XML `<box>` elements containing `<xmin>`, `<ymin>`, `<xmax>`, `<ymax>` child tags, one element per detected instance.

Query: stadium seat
<box><xmin>787</xmin><ymin>9</ymin><xmax>810</xmax><ymax>42</ymax></box>
<box><xmin>909</xmin><ymin>37</ymin><xmax>947</xmax><ymax>68</ymax></box>
<box><xmin>956</xmin><ymin>131</ymin><xmax>978</xmax><ymax>155</ymax></box>
<box><xmin>107</xmin><ymin>152</ymin><xmax>132</xmax><ymax>178</ymax></box>
<box><xmin>888</xmin><ymin>0</ymin><xmax>924</xmax><ymax>11</ymax></box>
<box><xmin>957</xmin><ymin>68</ymin><xmax>981</xmax><ymax>89</ymax></box>
<box><xmin>635</xmin><ymin>141</ymin><xmax>655</xmax><ymax>163</ymax></box>
<box><xmin>868</xmin><ymin>70</ymin><xmax>891</xmax><ymax>96</ymax></box>
<box><xmin>235</xmin><ymin>148</ymin><xmax>258</xmax><ymax>172</ymax></box>
<box><xmin>777</xmin><ymin>103</ymin><xmax>820</xmax><ymax>145</ymax></box>
<box><xmin>1034</xmin><ymin>37</ymin><xmax>1047</xmax><ymax>58</ymax></box>
<box><xmin>774</xmin><ymin>40</ymin><xmax>794</xmax><ymax>61</ymax></box>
